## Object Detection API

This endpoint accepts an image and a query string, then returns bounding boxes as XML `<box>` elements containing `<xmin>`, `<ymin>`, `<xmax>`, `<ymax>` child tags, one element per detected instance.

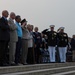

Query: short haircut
<box><xmin>2</xmin><ymin>10</ymin><xmax>8</xmax><ymax>15</ymax></box>
<box><xmin>15</xmin><ymin>15</ymin><xmax>20</xmax><ymax>20</ymax></box>
<box><xmin>10</xmin><ymin>12</ymin><xmax>15</xmax><ymax>16</ymax></box>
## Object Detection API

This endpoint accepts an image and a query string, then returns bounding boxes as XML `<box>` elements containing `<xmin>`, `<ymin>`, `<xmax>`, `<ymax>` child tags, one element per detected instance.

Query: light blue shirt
<box><xmin>15</xmin><ymin>22</ymin><xmax>22</xmax><ymax>38</ymax></box>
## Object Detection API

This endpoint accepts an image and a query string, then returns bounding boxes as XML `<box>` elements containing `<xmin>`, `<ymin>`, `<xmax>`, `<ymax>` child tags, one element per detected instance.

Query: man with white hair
<box><xmin>57</xmin><ymin>27</ymin><xmax>68</xmax><ymax>63</ymax></box>
<box><xmin>8</xmin><ymin>12</ymin><xmax>18</xmax><ymax>65</ymax></box>
<box><xmin>42</xmin><ymin>25</ymin><xmax>57</xmax><ymax>63</ymax></box>
<box><xmin>0</xmin><ymin>10</ymin><xmax>10</xmax><ymax>66</ymax></box>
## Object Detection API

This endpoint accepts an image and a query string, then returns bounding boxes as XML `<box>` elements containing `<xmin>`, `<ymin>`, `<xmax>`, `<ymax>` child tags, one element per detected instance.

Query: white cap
<box><xmin>60</xmin><ymin>27</ymin><xmax>65</xmax><ymax>30</ymax></box>
<box><xmin>50</xmin><ymin>25</ymin><xmax>55</xmax><ymax>28</ymax></box>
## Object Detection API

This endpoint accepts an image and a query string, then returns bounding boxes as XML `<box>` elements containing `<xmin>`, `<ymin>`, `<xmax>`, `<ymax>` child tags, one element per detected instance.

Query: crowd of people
<box><xmin>0</xmin><ymin>10</ymin><xmax>75</xmax><ymax>67</ymax></box>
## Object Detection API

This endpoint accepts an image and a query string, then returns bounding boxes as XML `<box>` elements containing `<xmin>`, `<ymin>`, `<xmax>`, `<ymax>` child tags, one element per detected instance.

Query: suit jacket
<box><xmin>8</xmin><ymin>18</ymin><xmax>18</xmax><ymax>42</ymax></box>
<box><xmin>57</xmin><ymin>32</ymin><xmax>68</xmax><ymax>47</ymax></box>
<box><xmin>33</xmin><ymin>32</ymin><xmax>42</xmax><ymax>46</ymax></box>
<box><xmin>22</xmin><ymin>26</ymin><xmax>30</xmax><ymax>40</ymax></box>
<box><xmin>28</xmin><ymin>32</ymin><xmax>33</xmax><ymax>48</ymax></box>
<box><xmin>22</xmin><ymin>26</ymin><xmax>33</xmax><ymax>47</ymax></box>
<box><xmin>70</xmin><ymin>38</ymin><xmax>75</xmax><ymax>50</ymax></box>
<box><xmin>42</xmin><ymin>29</ymin><xmax>57</xmax><ymax>46</ymax></box>
<box><xmin>0</xmin><ymin>17</ymin><xmax>10</xmax><ymax>41</ymax></box>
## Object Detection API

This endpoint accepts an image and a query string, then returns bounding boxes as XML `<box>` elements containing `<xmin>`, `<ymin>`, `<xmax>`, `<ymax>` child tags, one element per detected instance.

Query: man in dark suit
<box><xmin>33</xmin><ymin>27</ymin><xmax>42</xmax><ymax>63</ymax></box>
<box><xmin>0</xmin><ymin>10</ymin><xmax>10</xmax><ymax>66</ymax></box>
<box><xmin>70</xmin><ymin>35</ymin><xmax>75</xmax><ymax>61</ymax></box>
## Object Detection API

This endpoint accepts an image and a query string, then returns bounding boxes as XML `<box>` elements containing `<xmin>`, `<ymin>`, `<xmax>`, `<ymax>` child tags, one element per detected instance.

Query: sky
<box><xmin>0</xmin><ymin>0</ymin><xmax>75</xmax><ymax>37</ymax></box>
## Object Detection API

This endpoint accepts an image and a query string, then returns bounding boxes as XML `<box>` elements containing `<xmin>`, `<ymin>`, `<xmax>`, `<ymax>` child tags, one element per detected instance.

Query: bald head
<box><xmin>10</xmin><ymin>12</ymin><xmax>16</xmax><ymax>19</ymax></box>
<box><xmin>31</xmin><ymin>25</ymin><xmax>34</xmax><ymax>31</ymax></box>
<box><xmin>27</xmin><ymin>24</ymin><xmax>31</xmax><ymax>30</ymax></box>
<box><xmin>27</xmin><ymin>24</ymin><xmax>34</xmax><ymax>31</ymax></box>
<box><xmin>2</xmin><ymin>10</ymin><xmax>9</xmax><ymax>18</ymax></box>
<box><xmin>34</xmin><ymin>27</ymin><xmax>38</xmax><ymax>32</ymax></box>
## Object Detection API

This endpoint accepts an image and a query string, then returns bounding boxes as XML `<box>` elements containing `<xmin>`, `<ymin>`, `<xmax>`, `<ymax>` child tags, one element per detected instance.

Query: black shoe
<box><xmin>10</xmin><ymin>63</ymin><xmax>16</xmax><ymax>66</ymax></box>
<box><xmin>50</xmin><ymin>62</ymin><xmax>56</xmax><ymax>63</ymax></box>
<box><xmin>1</xmin><ymin>63</ymin><xmax>9</xmax><ymax>67</ymax></box>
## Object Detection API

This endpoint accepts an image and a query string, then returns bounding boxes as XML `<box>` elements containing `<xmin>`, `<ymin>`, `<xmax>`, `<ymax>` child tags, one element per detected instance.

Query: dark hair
<box><xmin>15</xmin><ymin>15</ymin><xmax>20</xmax><ymax>20</ymax></box>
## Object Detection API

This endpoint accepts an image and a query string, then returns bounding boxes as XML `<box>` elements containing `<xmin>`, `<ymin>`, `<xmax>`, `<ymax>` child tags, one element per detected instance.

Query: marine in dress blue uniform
<box><xmin>57</xmin><ymin>27</ymin><xmax>68</xmax><ymax>63</ymax></box>
<box><xmin>42</xmin><ymin>25</ymin><xmax>57</xmax><ymax>62</ymax></box>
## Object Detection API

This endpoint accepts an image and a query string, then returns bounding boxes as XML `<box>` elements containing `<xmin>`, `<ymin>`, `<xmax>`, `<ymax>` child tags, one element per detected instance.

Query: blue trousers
<box><xmin>15</xmin><ymin>37</ymin><xmax>22</xmax><ymax>64</ymax></box>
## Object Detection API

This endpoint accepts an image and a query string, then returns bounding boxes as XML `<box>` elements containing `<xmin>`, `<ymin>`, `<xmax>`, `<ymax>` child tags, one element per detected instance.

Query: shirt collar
<box><xmin>3</xmin><ymin>16</ymin><xmax>7</xmax><ymax>20</ymax></box>
<box><xmin>16</xmin><ymin>21</ymin><xmax>20</xmax><ymax>25</ymax></box>
<box><xmin>9</xmin><ymin>18</ymin><xmax>13</xmax><ymax>21</ymax></box>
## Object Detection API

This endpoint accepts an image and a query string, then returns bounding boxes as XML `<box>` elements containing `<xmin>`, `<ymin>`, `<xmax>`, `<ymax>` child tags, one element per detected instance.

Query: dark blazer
<box><xmin>0</xmin><ymin>17</ymin><xmax>10</xmax><ymax>41</ymax></box>
<box><xmin>70</xmin><ymin>38</ymin><xmax>75</xmax><ymax>50</ymax></box>
<box><xmin>33</xmin><ymin>32</ymin><xmax>42</xmax><ymax>46</ymax></box>
<box><xmin>42</xmin><ymin>29</ymin><xmax>57</xmax><ymax>46</ymax></box>
<box><xmin>57</xmin><ymin>32</ymin><xmax>68</xmax><ymax>47</ymax></box>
